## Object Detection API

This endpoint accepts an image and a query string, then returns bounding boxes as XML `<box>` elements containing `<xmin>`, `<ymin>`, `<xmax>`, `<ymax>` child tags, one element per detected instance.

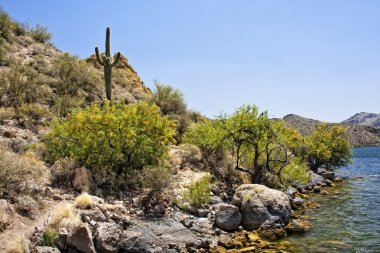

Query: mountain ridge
<box><xmin>341</xmin><ymin>112</ymin><xmax>380</xmax><ymax>128</ymax></box>
<box><xmin>283</xmin><ymin>114</ymin><xmax>380</xmax><ymax>147</ymax></box>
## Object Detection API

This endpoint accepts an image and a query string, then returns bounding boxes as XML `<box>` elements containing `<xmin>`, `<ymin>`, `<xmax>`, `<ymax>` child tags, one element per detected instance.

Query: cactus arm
<box><xmin>111</xmin><ymin>52</ymin><xmax>121</xmax><ymax>67</ymax></box>
<box><xmin>95</xmin><ymin>47</ymin><xmax>104</xmax><ymax>66</ymax></box>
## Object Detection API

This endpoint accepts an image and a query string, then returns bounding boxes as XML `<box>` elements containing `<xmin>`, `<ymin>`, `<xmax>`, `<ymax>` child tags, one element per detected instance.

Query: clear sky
<box><xmin>1</xmin><ymin>0</ymin><xmax>379</xmax><ymax>122</ymax></box>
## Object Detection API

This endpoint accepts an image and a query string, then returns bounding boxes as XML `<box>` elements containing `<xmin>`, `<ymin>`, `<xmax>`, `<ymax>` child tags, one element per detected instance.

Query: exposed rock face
<box><xmin>120</xmin><ymin>224</ymin><xmax>163</xmax><ymax>253</ymax></box>
<box><xmin>0</xmin><ymin>199</ymin><xmax>13</xmax><ymax>232</ymax></box>
<box><xmin>257</xmin><ymin>216</ymin><xmax>287</xmax><ymax>241</ymax></box>
<box><xmin>94</xmin><ymin>222</ymin><xmax>121</xmax><ymax>253</ymax></box>
<box><xmin>232</xmin><ymin>184</ymin><xmax>291</xmax><ymax>230</ymax></box>
<box><xmin>32</xmin><ymin>246</ymin><xmax>60</xmax><ymax>253</ymax></box>
<box><xmin>67</xmin><ymin>224</ymin><xmax>96</xmax><ymax>253</ymax></box>
<box><xmin>213</xmin><ymin>203</ymin><xmax>241</xmax><ymax>231</ymax></box>
<box><xmin>342</xmin><ymin>112</ymin><xmax>380</xmax><ymax>127</ymax></box>
<box><xmin>72</xmin><ymin>167</ymin><xmax>95</xmax><ymax>193</ymax></box>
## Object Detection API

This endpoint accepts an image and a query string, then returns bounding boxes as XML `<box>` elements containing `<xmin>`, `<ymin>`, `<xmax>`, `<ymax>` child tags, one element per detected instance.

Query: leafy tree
<box><xmin>44</xmin><ymin>100</ymin><xmax>176</xmax><ymax>190</ymax></box>
<box><xmin>306</xmin><ymin>123</ymin><xmax>352</xmax><ymax>172</ymax></box>
<box><xmin>185</xmin><ymin>104</ymin><xmax>307</xmax><ymax>187</ymax></box>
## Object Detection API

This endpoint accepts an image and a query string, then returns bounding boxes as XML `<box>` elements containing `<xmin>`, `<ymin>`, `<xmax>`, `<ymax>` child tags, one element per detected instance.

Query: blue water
<box><xmin>278</xmin><ymin>146</ymin><xmax>380</xmax><ymax>253</ymax></box>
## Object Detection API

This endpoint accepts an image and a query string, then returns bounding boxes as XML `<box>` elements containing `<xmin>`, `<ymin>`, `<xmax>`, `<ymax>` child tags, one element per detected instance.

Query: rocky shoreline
<box><xmin>2</xmin><ymin>169</ymin><xmax>343</xmax><ymax>253</ymax></box>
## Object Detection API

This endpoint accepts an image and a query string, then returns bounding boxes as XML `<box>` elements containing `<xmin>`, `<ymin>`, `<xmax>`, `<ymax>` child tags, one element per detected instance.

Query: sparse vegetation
<box><xmin>142</xmin><ymin>166</ymin><xmax>173</xmax><ymax>192</ymax></box>
<box><xmin>47</xmin><ymin>203</ymin><xmax>82</xmax><ymax>231</ymax></box>
<box><xmin>41</xmin><ymin>228</ymin><xmax>58</xmax><ymax>247</ymax></box>
<box><xmin>74</xmin><ymin>192</ymin><xmax>93</xmax><ymax>209</ymax></box>
<box><xmin>15</xmin><ymin>195</ymin><xmax>39</xmax><ymax>219</ymax></box>
<box><xmin>30</xmin><ymin>24</ymin><xmax>51</xmax><ymax>43</ymax></box>
<box><xmin>6</xmin><ymin>234</ymin><xmax>30</xmax><ymax>253</ymax></box>
<box><xmin>184</xmin><ymin>174</ymin><xmax>211</xmax><ymax>208</ymax></box>
<box><xmin>0</xmin><ymin>148</ymin><xmax>45</xmax><ymax>197</ymax></box>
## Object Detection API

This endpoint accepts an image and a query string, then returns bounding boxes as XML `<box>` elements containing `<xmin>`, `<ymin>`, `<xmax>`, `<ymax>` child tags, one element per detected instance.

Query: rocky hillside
<box><xmin>283</xmin><ymin>114</ymin><xmax>380</xmax><ymax>147</ymax></box>
<box><xmin>342</xmin><ymin>112</ymin><xmax>380</xmax><ymax>128</ymax></box>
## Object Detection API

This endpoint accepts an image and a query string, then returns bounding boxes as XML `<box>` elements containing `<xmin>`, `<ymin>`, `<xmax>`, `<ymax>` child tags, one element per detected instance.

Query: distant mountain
<box><xmin>342</xmin><ymin>112</ymin><xmax>380</xmax><ymax>128</ymax></box>
<box><xmin>283</xmin><ymin>114</ymin><xmax>380</xmax><ymax>147</ymax></box>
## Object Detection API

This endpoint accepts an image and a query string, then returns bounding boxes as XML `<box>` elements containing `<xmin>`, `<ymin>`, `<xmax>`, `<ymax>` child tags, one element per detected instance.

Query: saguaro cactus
<box><xmin>95</xmin><ymin>27</ymin><xmax>121</xmax><ymax>100</ymax></box>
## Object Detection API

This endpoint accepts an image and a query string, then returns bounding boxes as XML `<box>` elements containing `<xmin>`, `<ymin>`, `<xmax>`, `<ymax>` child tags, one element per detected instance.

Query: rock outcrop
<box><xmin>232</xmin><ymin>184</ymin><xmax>291</xmax><ymax>230</ymax></box>
<box><xmin>213</xmin><ymin>203</ymin><xmax>241</xmax><ymax>231</ymax></box>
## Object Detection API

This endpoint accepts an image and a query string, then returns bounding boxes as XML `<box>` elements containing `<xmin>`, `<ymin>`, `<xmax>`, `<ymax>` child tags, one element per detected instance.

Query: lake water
<box><xmin>277</xmin><ymin>146</ymin><xmax>380</xmax><ymax>253</ymax></box>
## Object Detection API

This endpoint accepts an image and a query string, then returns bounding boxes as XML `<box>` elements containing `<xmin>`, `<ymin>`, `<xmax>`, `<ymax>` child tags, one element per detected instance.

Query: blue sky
<box><xmin>1</xmin><ymin>0</ymin><xmax>379</xmax><ymax>122</ymax></box>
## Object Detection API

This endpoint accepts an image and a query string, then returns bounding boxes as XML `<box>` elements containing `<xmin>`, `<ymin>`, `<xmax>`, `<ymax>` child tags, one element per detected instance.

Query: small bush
<box><xmin>0</xmin><ymin>107</ymin><xmax>16</xmax><ymax>123</ymax></box>
<box><xmin>42</xmin><ymin>228</ymin><xmax>58</xmax><ymax>247</ymax></box>
<box><xmin>47</xmin><ymin>203</ymin><xmax>81</xmax><ymax>231</ymax></box>
<box><xmin>51</xmin><ymin>157</ymin><xmax>76</xmax><ymax>186</ymax></box>
<box><xmin>51</xmin><ymin>53</ymin><xmax>102</xmax><ymax>96</ymax></box>
<box><xmin>45</xmin><ymin>100</ymin><xmax>176</xmax><ymax>191</ymax></box>
<box><xmin>280</xmin><ymin>158</ymin><xmax>310</xmax><ymax>186</ymax></box>
<box><xmin>15</xmin><ymin>196</ymin><xmax>38</xmax><ymax>219</ymax></box>
<box><xmin>142</xmin><ymin>166</ymin><xmax>172</xmax><ymax>192</ymax></box>
<box><xmin>17</xmin><ymin>103</ymin><xmax>48</xmax><ymax>132</ymax></box>
<box><xmin>52</xmin><ymin>95</ymin><xmax>85</xmax><ymax>118</ymax></box>
<box><xmin>184</xmin><ymin>174</ymin><xmax>211</xmax><ymax>208</ymax></box>
<box><xmin>6</xmin><ymin>234</ymin><xmax>30</xmax><ymax>253</ymax></box>
<box><xmin>74</xmin><ymin>192</ymin><xmax>93</xmax><ymax>209</ymax></box>
<box><xmin>0</xmin><ymin>8</ymin><xmax>14</xmax><ymax>42</ymax></box>
<box><xmin>30</xmin><ymin>24</ymin><xmax>51</xmax><ymax>43</ymax></box>
<box><xmin>0</xmin><ymin>148</ymin><xmax>45</xmax><ymax>197</ymax></box>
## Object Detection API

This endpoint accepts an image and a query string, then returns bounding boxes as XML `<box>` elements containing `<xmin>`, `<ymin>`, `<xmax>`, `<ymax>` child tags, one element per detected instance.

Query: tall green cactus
<box><xmin>95</xmin><ymin>27</ymin><xmax>121</xmax><ymax>100</ymax></box>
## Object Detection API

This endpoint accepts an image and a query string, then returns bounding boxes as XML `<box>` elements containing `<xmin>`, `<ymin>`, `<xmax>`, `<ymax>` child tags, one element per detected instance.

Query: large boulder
<box><xmin>67</xmin><ymin>224</ymin><xmax>96</xmax><ymax>253</ymax></box>
<box><xmin>72</xmin><ymin>167</ymin><xmax>95</xmax><ymax>193</ymax></box>
<box><xmin>231</xmin><ymin>184</ymin><xmax>291</xmax><ymax>230</ymax></box>
<box><xmin>257</xmin><ymin>216</ymin><xmax>287</xmax><ymax>241</ymax></box>
<box><xmin>120</xmin><ymin>224</ymin><xmax>163</xmax><ymax>253</ymax></box>
<box><xmin>213</xmin><ymin>203</ymin><xmax>241</xmax><ymax>231</ymax></box>
<box><xmin>94</xmin><ymin>222</ymin><xmax>121</xmax><ymax>253</ymax></box>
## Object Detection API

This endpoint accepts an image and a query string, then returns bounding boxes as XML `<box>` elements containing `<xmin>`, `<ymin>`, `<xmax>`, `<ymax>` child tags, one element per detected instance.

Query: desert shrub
<box><xmin>142</xmin><ymin>166</ymin><xmax>172</xmax><ymax>192</ymax></box>
<box><xmin>280</xmin><ymin>158</ymin><xmax>310</xmax><ymax>186</ymax></box>
<box><xmin>51</xmin><ymin>53</ymin><xmax>102</xmax><ymax>96</ymax></box>
<box><xmin>13</xmin><ymin>22</ymin><xmax>28</xmax><ymax>36</ymax></box>
<box><xmin>150</xmin><ymin>83</ymin><xmax>190</xmax><ymax>142</ymax></box>
<box><xmin>74</xmin><ymin>192</ymin><xmax>93</xmax><ymax>209</ymax></box>
<box><xmin>47</xmin><ymin>203</ymin><xmax>81</xmax><ymax>231</ymax></box>
<box><xmin>45</xmin><ymin>100</ymin><xmax>176</xmax><ymax>190</ymax></box>
<box><xmin>6</xmin><ymin>234</ymin><xmax>30</xmax><ymax>253</ymax></box>
<box><xmin>0</xmin><ymin>36</ymin><xmax>7</xmax><ymax>65</ymax></box>
<box><xmin>15</xmin><ymin>195</ymin><xmax>38</xmax><ymax>219</ymax></box>
<box><xmin>0</xmin><ymin>107</ymin><xmax>16</xmax><ymax>123</ymax></box>
<box><xmin>184</xmin><ymin>120</ymin><xmax>226</xmax><ymax>164</ymax></box>
<box><xmin>184</xmin><ymin>174</ymin><xmax>211</xmax><ymax>208</ymax></box>
<box><xmin>0</xmin><ymin>148</ymin><xmax>45</xmax><ymax>197</ymax></box>
<box><xmin>17</xmin><ymin>103</ymin><xmax>48</xmax><ymax>132</ymax></box>
<box><xmin>52</xmin><ymin>94</ymin><xmax>85</xmax><ymax>118</ymax></box>
<box><xmin>0</xmin><ymin>8</ymin><xmax>14</xmax><ymax>42</ymax></box>
<box><xmin>30</xmin><ymin>24</ymin><xmax>51</xmax><ymax>43</ymax></box>
<box><xmin>50</xmin><ymin>157</ymin><xmax>77</xmax><ymax>186</ymax></box>
<box><xmin>42</xmin><ymin>228</ymin><xmax>58</xmax><ymax>247</ymax></box>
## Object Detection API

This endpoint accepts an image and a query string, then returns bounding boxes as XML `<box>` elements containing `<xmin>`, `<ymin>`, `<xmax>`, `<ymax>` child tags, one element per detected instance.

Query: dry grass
<box><xmin>6</xmin><ymin>234</ymin><xmax>30</xmax><ymax>253</ymax></box>
<box><xmin>47</xmin><ymin>203</ymin><xmax>82</xmax><ymax>231</ymax></box>
<box><xmin>0</xmin><ymin>147</ymin><xmax>45</xmax><ymax>197</ymax></box>
<box><xmin>74</xmin><ymin>192</ymin><xmax>93</xmax><ymax>209</ymax></box>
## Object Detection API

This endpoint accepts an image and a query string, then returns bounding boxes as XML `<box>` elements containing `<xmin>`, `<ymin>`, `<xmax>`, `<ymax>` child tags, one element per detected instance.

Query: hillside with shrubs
<box><xmin>0</xmin><ymin>8</ymin><xmax>354</xmax><ymax>253</ymax></box>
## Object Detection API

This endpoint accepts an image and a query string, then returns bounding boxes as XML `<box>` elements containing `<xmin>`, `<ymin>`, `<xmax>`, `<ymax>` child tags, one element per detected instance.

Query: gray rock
<box><xmin>95</xmin><ymin>222</ymin><xmax>121</xmax><ymax>253</ymax></box>
<box><xmin>232</xmin><ymin>184</ymin><xmax>291</xmax><ymax>230</ymax></box>
<box><xmin>308</xmin><ymin>172</ymin><xmax>325</xmax><ymax>188</ymax></box>
<box><xmin>257</xmin><ymin>216</ymin><xmax>287</xmax><ymax>241</ymax></box>
<box><xmin>120</xmin><ymin>224</ymin><xmax>162</xmax><ymax>253</ymax></box>
<box><xmin>197</xmin><ymin>208</ymin><xmax>209</xmax><ymax>218</ymax></box>
<box><xmin>45</xmin><ymin>187</ymin><xmax>54</xmax><ymax>198</ymax></box>
<box><xmin>67</xmin><ymin>224</ymin><xmax>96</xmax><ymax>253</ymax></box>
<box><xmin>32</xmin><ymin>246</ymin><xmax>60</xmax><ymax>253</ymax></box>
<box><xmin>210</xmin><ymin>196</ymin><xmax>223</xmax><ymax>205</ymax></box>
<box><xmin>55</xmin><ymin>228</ymin><xmax>68</xmax><ymax>251</ymax></box>
<box><xmin>213</xmin><ymin>203</ymin><xmax>241</xmax><ymax>231</ymax></box>
<box><xmin>72</xmin><ymin>167</ymin><xmax>95</xmax><ymax>194</ymax></box>
<box><xmin>291</xmin><ymin>197</ymin><xmax>304</xmax><ymax>210</ymax></box>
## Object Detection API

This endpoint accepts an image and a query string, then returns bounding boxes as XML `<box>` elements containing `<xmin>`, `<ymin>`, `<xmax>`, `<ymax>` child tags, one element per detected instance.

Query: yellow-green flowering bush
<box><xmin>45</xmin><ymin>100</ymin><xmax>176</xmax><ymax>190</ymax></box>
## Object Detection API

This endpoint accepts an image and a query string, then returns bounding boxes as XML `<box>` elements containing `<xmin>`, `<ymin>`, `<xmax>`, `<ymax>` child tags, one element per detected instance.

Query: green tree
<box><xmin>306</xmin><ymin>123</ymin><xmax>352</xmax><ymax>172</ymax></box>
<box><xmin>44</xmin><ymin>100</ymin><xmax>177</xmax><ymax>190</ymax></box>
